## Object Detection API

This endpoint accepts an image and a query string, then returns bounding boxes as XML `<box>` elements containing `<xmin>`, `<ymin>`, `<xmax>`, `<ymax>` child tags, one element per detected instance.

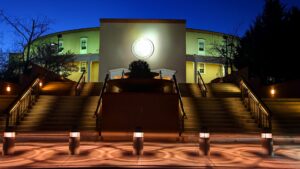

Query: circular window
<box><xmin>132</xmin><ymin>38</ymin><xmax>154</xmax><ymax>59</ymax></box>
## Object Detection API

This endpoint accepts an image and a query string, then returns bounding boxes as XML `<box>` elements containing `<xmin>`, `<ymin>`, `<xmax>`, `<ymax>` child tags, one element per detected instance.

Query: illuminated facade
<box><xmin>36</xmin><ymin>19</ymin><xmax>232</xmax><ymax>83</ymax></box>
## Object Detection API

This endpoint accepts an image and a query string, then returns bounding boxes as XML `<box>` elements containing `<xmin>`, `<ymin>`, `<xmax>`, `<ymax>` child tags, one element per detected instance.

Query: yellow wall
<box><xmin>186</xmin><ymin>61</ymin><xmax>195</xmax><ymax>83</ymax></box>
<box><xmin>198</xmin><ymin>63</ymin><xmax>223</xmax><ymax>83</ymax></box>
<box><xmin>67</xmin><ymin>62</ymin><xmax>83</xmax><ymax>82</ymax></box>
<box><xmin>91</xmin><ymin>62</ymin><xmax>99</xmax><ymax>82</ymax></box>
<box><xmin>186</xmin><ymin>31</ymin><xmax>224</xmax><ymax>56</ymax></box>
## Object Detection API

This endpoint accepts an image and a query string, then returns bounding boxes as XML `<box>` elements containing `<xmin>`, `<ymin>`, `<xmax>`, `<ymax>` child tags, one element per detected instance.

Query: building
<box><xmin>35</xmin><ymin>19</ymin><xmax>234</xmax><ymax>83</ymax></box>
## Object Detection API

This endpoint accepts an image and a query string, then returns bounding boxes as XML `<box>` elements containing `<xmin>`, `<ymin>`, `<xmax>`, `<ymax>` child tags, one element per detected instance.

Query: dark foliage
<box><xmin>128</xmin><ymin>60</ymin><xmax>153</xmax><ymax>78</ymax></box>
<box><xmin>234</xmin><ymin>0</ymin><xmax>300</xmax><ymax>83</ymax></box>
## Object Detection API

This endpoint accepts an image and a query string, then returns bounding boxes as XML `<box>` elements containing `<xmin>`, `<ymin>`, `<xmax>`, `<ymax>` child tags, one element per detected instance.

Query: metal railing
<box><xmin>172</xmin><ymin>75</ymin><xmax>186</xmax><ymax>136</ymax></box>
<box><xmin>240</xmin><ymin>79</ymin><xmax>272</xmax><ymax>130</ymax></box>
<box><xmin>75</xmin><ymin>70</ymin><xmax>86</xmax><ymax>96</ymax></box>
<box><xmin>5</xmin><ymin>77</ymin><xmax>40</xmax><ymax>128</ymax></box>
<box><xmin>94</xmin><ymin>74</ymin><xmax>109</xmax><ymax>136</ymax></box>
<box><xmin>197</xmin><ymin>71</ymin><xmax>207</xmax><ymax>97</ymax></box>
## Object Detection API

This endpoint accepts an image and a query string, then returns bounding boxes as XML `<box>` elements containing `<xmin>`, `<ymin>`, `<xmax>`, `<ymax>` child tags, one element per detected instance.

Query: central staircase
<box><xmin>180</xmin><ymin>83</ymin><xmax>260</xmax><ymax>133</ymax></box>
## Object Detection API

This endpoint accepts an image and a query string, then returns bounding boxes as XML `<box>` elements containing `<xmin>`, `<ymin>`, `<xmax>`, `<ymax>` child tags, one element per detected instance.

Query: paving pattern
<box><xmin>0</xmin><ymin>142</ymin><xmax>299</xmax><ymax>168</ymax></box>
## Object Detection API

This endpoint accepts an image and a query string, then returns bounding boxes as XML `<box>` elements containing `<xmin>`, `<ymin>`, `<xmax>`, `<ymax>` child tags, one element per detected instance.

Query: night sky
<box><xmin>1</xmin><ymin>0</ymin><xmax>300</xmax><ymax>51</ymax></box>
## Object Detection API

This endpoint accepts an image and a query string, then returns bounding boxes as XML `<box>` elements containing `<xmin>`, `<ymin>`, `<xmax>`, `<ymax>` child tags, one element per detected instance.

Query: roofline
<box><xmin>40</xmin><ymin>27</ymin><xmax>99</xmax><ymax>39</ymax></box>
<box><xmin>100</xmin><ymin>18</ymin><xmax>186</xmax><ymax>24</ymax></box>
<box><xmin>186</xmin><ymin>28</ymin><xmax>240</xmax><ymax>38</ymax></box>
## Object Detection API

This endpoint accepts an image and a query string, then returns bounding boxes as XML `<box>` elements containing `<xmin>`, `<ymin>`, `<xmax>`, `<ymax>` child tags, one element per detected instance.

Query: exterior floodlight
<box><xmin>270</xmin><ymin>89</ymin><xmax>275</xmax><ymax>95</ymax></box>
<box><xmin>39</xmin><ymin>82</ymin><xmax>43</xmax><ymax>87</ymax></box>
<box><xmin>261</xmin><ymin>131</ymin><xmax>273</xmax><ymax>156</ymax></box>
<box><xmin>6</xmin><ymin>86</ymin><xmax>11</xmax><ymax>92</ymax></box>
<box><xmin>133</xmin><ymin>127</ymin><xmax>144</xmax><ymax>156</ymax></box>
<box><xmin>132</xmin><ymin>38</ymin><xmax>154</xmax><ymax>59</ymax></box>
<box><xmin>69</xmin><ymin>131</ymin><xmax>80</xmax><ymax>155</ymax></box>
<box><xmin>3</xmin><ymin>129</ymin><xmax>15</xmax><ymax>155</ymax></box>
<box><xmin>199</xmin><ymin>127</ymin><xmax>210</xmax><ymax>156</ymax></box>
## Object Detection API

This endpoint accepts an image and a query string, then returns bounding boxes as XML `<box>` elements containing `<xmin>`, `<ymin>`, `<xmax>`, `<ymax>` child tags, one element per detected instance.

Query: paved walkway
<box><xmin>0</xmin><ymin>142</ymin><xmax>299</xmax><ymax>168</ymax></box>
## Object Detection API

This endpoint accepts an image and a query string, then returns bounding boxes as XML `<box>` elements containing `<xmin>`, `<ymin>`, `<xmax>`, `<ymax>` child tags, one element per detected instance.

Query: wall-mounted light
<box><xmin>270</xmin><ymin>88</ymin><xmax>276</xmax><ymax>95</ymax></box>
<box><xmin>6</xmin><ymin>86</ymin><xmax>11</xmax><ymax>92</ymax></box>
<box><xmin>132</xmin><ymin>38</ymin><xmax>154</xmax><ymax>59</ymax></box>
<box><xmin>39</xmin><ymin>82</ymin><xmax>43</xmax><ymax>87</ymax></box>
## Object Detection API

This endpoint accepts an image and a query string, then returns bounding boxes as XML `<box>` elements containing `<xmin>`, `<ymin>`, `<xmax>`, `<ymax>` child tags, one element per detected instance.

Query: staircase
<box><xmin>41</xmin><ymin>81</ymin><xmax>76</xmax><ymax>95</ymax></box>
<box><xmin>17</xmin><ymin>82</ymin><xmax>103</xmax><ymax>132</ymax></box>
<box><xmin>181</xmin><ymin>83</ymin><xmax>259</xmax><ymax>133</ymax></box>
<box><xmin>80</xmin><ymin>82</ymin><xmax>103</xmax><ymax>96</ymax></box>
<box><xmin>263</xmin><ymin>98</ymin><xmax>300</xmax><ymax>135</ymax></box>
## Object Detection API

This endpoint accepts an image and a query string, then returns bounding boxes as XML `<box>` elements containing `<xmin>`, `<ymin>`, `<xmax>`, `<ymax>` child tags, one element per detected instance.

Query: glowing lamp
<box><xmin>132</xmin><ymin>38</ymin><xmax>154</xmax><ymax>59</ymax></box>
<box><xmin>261</xmin><ymin>133</ymin><xmax>272</xmax><ymax>139</ymax></box>
<box><xmin>270</xmin><ymin>89</ymin><xmax>275</xmax><ymax>95</ymax></box>
<box><xmin>4</xmin><ymin>132</ymin><xmax>15</xmax><ymax>138</ymax></box>
<box><xmin>199</xmin><ymin>132</ymin><xmax>210</xmax><ymax>138</ymax></box>
<box><xmin>133</xmin><ymin>132</ymin><xmax>144</xmax><ymax>138</ymax></box>
<box><xmin>6</xmin><ymin>86</ymin><xmax>11</xmax><ymax>92</ymax></box>
<box><xmin>70</xmin><ymin>132</ymin><xmax>80</xmax><ymax>138</ymax></box>
<box><xmin>39</xmin><ymin>82</ymin><xmax>43</xmax><ymax>87</ymax></box>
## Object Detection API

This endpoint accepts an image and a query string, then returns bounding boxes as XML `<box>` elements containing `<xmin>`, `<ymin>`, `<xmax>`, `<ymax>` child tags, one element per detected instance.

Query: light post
<box><xmin>2</xmin><ymin>127</ymin><xmax>15</xmax><ymax>155</ymax></box>
<box><xmin>261</xmin><ymin>129</ymin><xmax>273</xmax><ymax>157</ymax></box>
<box><xmin>69</xmin><ymin>130</ymin><xmax>80</xmax><ymax>155</ymax></box>
<box><xmin>199</xmin><ymin>127</ymin><xmax>210</xmax><ymax>156</ymax></box>
<box><xmin>133</xmin><ymin>127</ymin><xmax>144</xmax><ymax>156</ymax></box>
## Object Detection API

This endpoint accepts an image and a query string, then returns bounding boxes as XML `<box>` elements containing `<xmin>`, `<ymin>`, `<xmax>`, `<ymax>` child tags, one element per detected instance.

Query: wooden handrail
<box><xmin>197</xmin><ymin>71</ymin><xmax>207</xmax><ymax>97</ymax></box>
<box><xmin>4</xmin><ymin>77</ymin><xmax>40</xmax><ymax>128</ymax></box>
<box><xmin>94</xmin><ymin>74</ymin><xmax>109</xmax><ymax>135</ymax></box>
<box><xmin>240</xmin><ymin>78</ymin><xmax>272</xmax><ymax>130</ymax></box>
<box><xmin>172</xmin><ymin>75</ymin><xmax>186</xmax><ymax>136</ymax></box>
<box><xmin>75</xmin><ymin>70</ymin><xmax>86</xmax><ymax>96</ymax></box>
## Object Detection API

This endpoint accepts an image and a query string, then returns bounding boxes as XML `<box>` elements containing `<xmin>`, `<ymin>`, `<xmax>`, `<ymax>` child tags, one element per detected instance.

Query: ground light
<box><xmin>261</xmin><ymin>132</ymin><xmax>273</xmax><ymax>156</ymax></box>
<box><xmin>133</xmin><ymin>127</ymin><xmax>144</xmax><ymax>156</ymax></box>
<box><xmin>2</xmin><ymin>129</ymin><xmax>15</xmax><ymax>155</ymax></box>
<box><xmin>69</xmin><ymin>131</ymin><xmax>80</xmax><ymax>155</ymax></box>
<box><xmin>199</xmin><ymin>129</ymin><xmax>210</xmax><ymax>156</ymax></box>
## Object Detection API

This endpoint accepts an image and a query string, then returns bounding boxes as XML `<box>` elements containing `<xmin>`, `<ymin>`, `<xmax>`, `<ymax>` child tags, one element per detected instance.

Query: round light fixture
<box><xmin>132</xmin><ymin>38</ymin><xmax>154</xmax><ymax>59</ymax></box>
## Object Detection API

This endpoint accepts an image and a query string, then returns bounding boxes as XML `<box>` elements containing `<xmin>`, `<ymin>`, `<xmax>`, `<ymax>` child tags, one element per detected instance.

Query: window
<box><xmin>80</xmin><ymin>62</ymin><xmax>87</xmax><ymax>72</ymax></box>
<box><xmin>80</xmin><ymin>37</ymin><xmax>88</xmax><ymax>54</ymax></box>
<box><xmin>198</xmin><ymin>63</ymin><xmax>205</xmax><ymax>74</ymax></box>
<box><xmin>58</xmin><ymin>40</ymin><xmax>64</xmax><ymax>53</ymax></box>
<box><xmin>198</xmin><ymin>39</ymin><xmax>205</xmax><ymax>55</ymax></box>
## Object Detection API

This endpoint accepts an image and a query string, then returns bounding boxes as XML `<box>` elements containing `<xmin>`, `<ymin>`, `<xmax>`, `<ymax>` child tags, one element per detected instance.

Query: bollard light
<box><xmin>199</xmin><ymin>132</ymin><xmax>210</xmax><ymax>138</ymax></box>
<box><xmin>3</xmin><ymin>129</ymin><xmax>16</xmax><ymax>155</ymax></box>
<box><xmin>133</xmin><ymin>127</ymin><xmax>144</xmax><ymax>156</ymax></box>
<box><xmin>261</xmin><ymin>132</ymin><xmax>273</xmax><ymax>157</ymax></box>
<box><xmin>6</xmin><ymin>86</ymin><xmax>11</xmax><ymax>92</ymax></box>
<box><xmin>69</xmin><ymin>131</ymin><xmax>80</xmax><ymax>155</ymax></box>
<box><xmin>199</xmin><ymin>127</ymin><xmax>210</xmax><ymax>156</ymax></box>
<box><xmin>39</xmin><ymin>82</ymin><xmax>43</xmax><ymax>87</ymax></box>
<box><xmin>261</xmin><ymin>133</ymin><xmax>272</xmax><ymax>139</ymax></box>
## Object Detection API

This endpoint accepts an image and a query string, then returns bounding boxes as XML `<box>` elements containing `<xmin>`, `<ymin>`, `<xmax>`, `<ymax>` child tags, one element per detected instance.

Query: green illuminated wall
<box><xmin>36</xmin><ymin>27</ymin><xmax>228</xmax><ymax>56</ymax></box>
<box><xmin>186</xmin><ymin>29</ymin><xmax>225</xmax><ymax>56</ymax></box>
<box><xmin>36</xmin><ymin>28</ymin><xmax>100</xmax><ymax>54</ymax></box>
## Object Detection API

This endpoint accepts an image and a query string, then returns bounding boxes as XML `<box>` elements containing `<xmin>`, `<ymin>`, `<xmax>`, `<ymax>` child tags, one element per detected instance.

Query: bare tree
<box><xmin>0</xmin><ymin>10</ymin><xmax>51</xmax><ymax>71</ymax></box>
<box><xmin>209</xmin><ymin>34</ymin><xmax>238</xmax><ymax>77</ymax></box>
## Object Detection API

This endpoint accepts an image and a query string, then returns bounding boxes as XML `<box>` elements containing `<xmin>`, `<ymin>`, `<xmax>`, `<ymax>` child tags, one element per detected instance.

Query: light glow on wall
<box><xmin>132</xmin><ymin>38</ymin><xmax>154</xmax><ymax>59</ymax></box>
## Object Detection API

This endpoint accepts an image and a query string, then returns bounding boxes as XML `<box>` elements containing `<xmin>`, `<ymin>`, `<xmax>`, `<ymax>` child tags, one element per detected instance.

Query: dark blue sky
<box><xmin>1</xmin><ymin>0</ymin><xmax>300</xmax><ymax>51</ymax></box>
